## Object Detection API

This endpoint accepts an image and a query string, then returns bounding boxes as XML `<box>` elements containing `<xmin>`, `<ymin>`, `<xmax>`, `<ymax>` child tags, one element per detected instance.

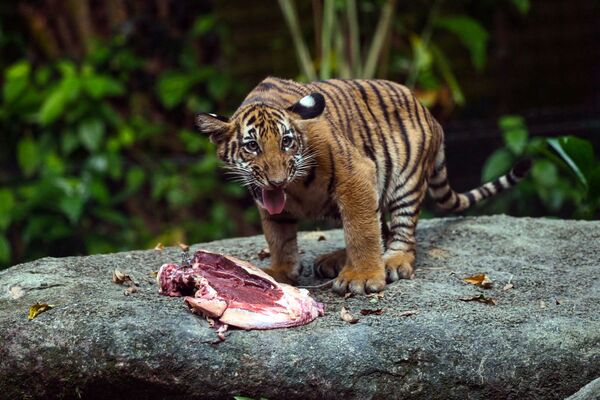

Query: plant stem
<box><xmin>278</xmin><ymin>0</ymin><xmax>317</xmax><ymax>81</ymax></box>
<box><xmin>346</xmin><ymin>0</ymin><xmax>361</xmax><ymax>77</ymax></box>
<box><xmin>363</xmin><ymin>0</ymin><xmax>397</xmax><ymax>79</ymax></box>
<box><xmin>320</xmin><ymin>0</ymin><xmax>335</xmax><ymax>79</ymax></box>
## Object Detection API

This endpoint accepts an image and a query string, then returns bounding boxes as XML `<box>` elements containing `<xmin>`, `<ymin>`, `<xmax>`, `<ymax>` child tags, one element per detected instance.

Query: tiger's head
<box><xmin>196</xmin><ymin>93</ymin><xmax>325</xmax><ymax>215</ymax></box>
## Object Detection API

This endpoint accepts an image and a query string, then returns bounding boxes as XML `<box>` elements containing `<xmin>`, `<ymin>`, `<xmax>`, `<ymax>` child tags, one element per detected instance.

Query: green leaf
<box><xmin>38</xmin><ymin>90</ymin><xmax>67</xmax><ymax>125</ymax></box>
<box><xmin>548</xmin><ymin>136</ymin><xmax>595</xmax><ymax>189</ymax></box>
<box><xmin>191</xmin><ymin>15</ymin><xmax>216</xmax><ymax>36</ymax></box>
<box><xmin>410</xmin><ymin>35</ymin><xmax>433</xmax><ymax>72</ymax></box>
<box><xmin>3</xmin><ymin>61</ymin><xmax>30</xmax><ymax>103</ymax></box>
<box><xmin>156</xmin><ymin>72</ymin><xmax>196</xmax><ymax>109</ymax></box>
<box><xmin>435</xmin><ymin>16</ymin><xmax>489</xmax><ymax>71</ymax></box>
<box><xmin>0</xmin><ymin>235</ymin><xmax>11</xmax><ymax>264</ymax></box>
<box><xmin>503</xmin><ymin>129</ymin><xmax>528</xmax><ymax>156</ymax></box>
<box><xmin>58</xmin><ymin>194</ymin><xmax>85</xmax><ymax>224</ymax></box>
<box><xmin>126</xmin><ymin>167</ymin><xmax>145</xmax><ymax>193</ymax></box>
<box><xmin>17</xmin><ymin>138</ymin><xmax>40</xmax><ymax>177</ymax></box>
<box><xmin>511</xmin><ymin>0</ymin><xmax>530</xmax><ymax>15</ymax></box>
<box><xmin>78</xmin><ymin>119</ymin><xmax>106</xmax><ymax>152</ymax></box>
<box><xmin>0</xmin><ymin>189</ymin><xmax>15</xmax><ymax>231</ymax></box>
<box><xmin>532</xmin><ymin>160</ymin><xmax>558</xmax><ymax>187</ymax></box>
<box><xmin>83</xmin><ymin>74</ymin><xmax>125</xmax><ymax>98</ymax></box>
<box><xmin>482</xmin><ymin>149</ymin><xmax>514</xmax><ymax>182</ymax></box>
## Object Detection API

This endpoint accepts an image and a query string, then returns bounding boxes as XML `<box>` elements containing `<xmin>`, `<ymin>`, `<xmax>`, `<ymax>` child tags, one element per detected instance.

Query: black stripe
<box><xmin>492</xmin><ymin>179</ymin><xmax>504</xmax><ymax>192</ymax></box>
<box><xmin>390</xmin><ymin>222</ymin><xmax>414</xmax><ymax>231</ymax></box>
<box><xmin>388</xmin><ymin>197</ymin><xmax>420</xmax><ymax>214</ymax></box>
<box><xmin>450</xmin><ymin>195</ymin><xmax>462</xmax><ymax>211</ymax></box>
<box><xmin>365</xmin><ymin>81</ymin><xmax>392</xmax><ymax>128</ymax></box>
<box><xmin>429</xmin><ymin>178</ymin><xmax>448</xmax><ymax>189</ymax></box>
<box><xmin>351</xmin><ymin>81</ymin><xmax>392</xmax><ymax>199</ymax></box>
<box><xmin>465</xmin><ymin>191</ymin><xmax>476</xmax><ymax>206</ymax></box>
<box><xmin>438</xmin><ymin>190</ymin><xmax>453</xmax><ymax>204</ymax></box>
<box><xmin>319</xmin><ymin>80</ymin><xmax>355</xmax><ymax>145</ymax></box>
<box><xmin>506</xmin><ymin>172</ymin><xmax>517</xmax><ymax>186</ymax></box>
<box><xmin>480</xmin><ymin>186</ymin><xmax>491</xmax><ymax>198</ymax></box>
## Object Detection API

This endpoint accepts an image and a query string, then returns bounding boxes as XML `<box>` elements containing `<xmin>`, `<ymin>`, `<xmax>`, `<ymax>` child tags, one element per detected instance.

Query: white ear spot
<box><xmin>299</xmin><ymin>95</ymin><xmax>316</xmax><ymax>108</ymax></box>
<box><xmin>208</xmin><ymin>113</ymin><xmax>217</xmax><ymax>117</ymax></box>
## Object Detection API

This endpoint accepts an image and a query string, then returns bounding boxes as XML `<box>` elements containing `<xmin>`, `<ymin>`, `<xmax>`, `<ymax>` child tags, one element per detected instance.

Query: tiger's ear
<box><xmin>195</xmin><ymin>113</ymin><xmax>231</xmax><ymax>144</ymax></box>
<box><xmin>287</xmin><ymin>93</ymin><xmax>325</xmax><ymax>120</ymax></box>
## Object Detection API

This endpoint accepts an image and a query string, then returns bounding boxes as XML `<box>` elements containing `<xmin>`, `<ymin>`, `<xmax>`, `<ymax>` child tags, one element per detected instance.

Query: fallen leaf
<box><xmin>257</xmin><ymin>248</ymin><xmax>271</xmax><ymax>260</ymax></box>
<box><xmin>343</xmin><ymin>292</ymin><xmax>354</xmax><ymax>299</ymax></box>
<box><xmin>112</xmin><ymin>269</ymin><xmax>135</xmax><ymax>286</ymax></box>
<box><xmin>360</xmin><ymin>308</ymin><xmax>384</xmax><ymax>316</ymax></box>
<box><xmin>555</xmin><ymin>298</ymin><xmax>561</xmax><ymax>305</ymax></box>
<box><xmin>463</xmin><ymin>274</ymin><xmax>493</xmax><ymax>289</ymax></box>
<box><xmin>9</xmin><ymin>286</ymin><xmax>25</xmax><ymax>300</ymax></box>
<box><xmin>459</xmin><ymin>294</ymin><xmax>497</xmax><ymax>305</ymax></box>
<box><xmin>28</xmin><ymin>303</ymin><xmax>54</xmax><ymax>320</ymax></box>
<box><xmin>399</xmin><ymin>310</ymin><xmax>419</xmax><ymax>317</ymax></box>
<box><xmin>317</xmin><ymin>235</ymin><xmax>326</xmax><ymax>241</ymax></box>
<box><xmin>154</xmin><ymin>242</ymin><xmax>164</xmax><ymax>251</ymax></box>
<box><xmin>539</xmin><ymin>300</ymin><xmax>546</xmax><ymax>309</ymax></box>
<box><xmin>340</xmin><ymin>307</ymin><xmax>359</xmax><ymax>324</ymax></box>
<box><xmin>123</xmin><ymin>286</ymin><xmax>138</xmax><ymax>296</ymax></box>
<box><xmin>502</xmin><ymin>283</ymin><xmax>514</xmax><ymax>291</ymax></box>
<box><xmin>149</xmin><ymin>271</ymin><xmax>158</xmax><ymax>278</ymax></box>
<box><xmin>427</xmin><ymin>246</ymin><xmax>450</xmax><ymax>260</ymax></box>
<box><xmin>178</xmin><ymin>243</ymin><xmax>190</xmax><ymax>252</ymax></box>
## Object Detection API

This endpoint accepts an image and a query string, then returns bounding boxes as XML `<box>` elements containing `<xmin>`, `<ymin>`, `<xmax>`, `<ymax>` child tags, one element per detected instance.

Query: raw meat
<box><xmin>157</xmin><ymin>250</ymin><xmax>324</xmax><ymax>332</ymax></box>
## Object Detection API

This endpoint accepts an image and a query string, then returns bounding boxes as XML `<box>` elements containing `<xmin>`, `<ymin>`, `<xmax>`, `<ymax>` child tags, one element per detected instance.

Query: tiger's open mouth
<box><xmin>261</xmin><ymin>188</ymin><xmax>286</xmax><ymax>215</ymax></box>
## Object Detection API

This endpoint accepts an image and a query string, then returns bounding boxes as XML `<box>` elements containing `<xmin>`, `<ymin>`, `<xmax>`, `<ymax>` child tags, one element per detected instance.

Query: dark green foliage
<box><xmin>0</xmin><ymin>9</ymin><xmax>255</xmax><ymax>269</ymax></box>
<box><xmin>481</xmin><ymin>115</ymin><xmax>599</xmax><ymax>219</ymax></box>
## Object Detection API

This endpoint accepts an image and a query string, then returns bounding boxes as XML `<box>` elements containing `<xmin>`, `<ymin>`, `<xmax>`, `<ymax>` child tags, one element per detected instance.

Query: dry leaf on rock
<box><xmin>123</xmin><ymin>286</ymin><xmax>138</xmax><ymax>296</ymax></box>
<box><xmin>399</xmin><ymin>310</ymin><xmax>418</xmax><ymax>317</ymax></box>
<box><xmin>178</xmin><ymin>243</ymin><xmax>190</xmax><ymax>252</ymax></box>
<box><xmin>112</xmin><ymin>270</ymin><xmax>135</xmax><ymax>286</ymax></box>
<box><xmin>459</xmin><ymin>294</ymin><xmax>497</xmax><ymax>305</ymax></box>
<box><xmin>28</xmin><ymin>303</ymin><xmax>54</xmax><ymax>320</ymax></box>
<box><xmin>149</xmin><ymin>271</ymin><xmax>158</xmax><ymax>278</ymax></box>
<box><xmin>343</xmin><ymin>292</ymin><xmax>354</xmax><ymax>299</ymax></box>
<box><xmin>463</xmin><ymin>274</ymin><xmax>493</xmax><ymax>289</ymax></box>
<box><xmin>317</xmin><ymin>235</ymin><xmax>326</xmax><ymax>241</ymax></box>
<box><xmin>360</xmin><ymin>308</ymin><xmax>384</xmax><ymax>316</ymax></box>
<box><xmin>502</xmin><ymin>283</ymin><xmax>514</xmax><ymax>291</ymax></box>
<box><xmin>340</xmin><ymin>307</ymin><xmax>359</xmax><ymax>324</ymax></box>
<box><xmin>154</xmin><ymin>243</ymin><xmax>164</xmax><ymax>251</ymax></box>
<box><xmin>257</xmin><ymin>248</ymin><xmax>271</xmax><ymax>260</ymax></box>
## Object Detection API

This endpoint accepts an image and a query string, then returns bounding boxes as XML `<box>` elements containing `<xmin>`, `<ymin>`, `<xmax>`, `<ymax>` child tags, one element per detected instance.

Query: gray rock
<box><xmin>565</xmin><ymin>377</ymin><xmax>600</xmax><ymax>400</ymax></box>
<box><xmin>0</xmin><ymin>215</ymin><xmax>599</xmax><ymax>400</ymax></box>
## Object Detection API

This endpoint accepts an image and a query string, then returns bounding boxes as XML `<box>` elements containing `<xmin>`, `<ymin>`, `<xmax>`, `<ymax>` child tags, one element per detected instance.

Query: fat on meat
<box><xmin>157</xmin><ymin>250</ymin><xmax>324</xmax><ymax>330</ymax></box>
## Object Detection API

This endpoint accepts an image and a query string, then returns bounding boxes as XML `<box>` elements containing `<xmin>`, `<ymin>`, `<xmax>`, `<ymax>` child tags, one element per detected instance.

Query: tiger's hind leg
<box><xmin>384</xmin><ymin>179</ymin><xmax>427</xmax><ymax>282</ymax></box>
<box><xmin>314</xmin><ymin>248</ymin><xmax>346</xmax><ymax>278</ymax></box>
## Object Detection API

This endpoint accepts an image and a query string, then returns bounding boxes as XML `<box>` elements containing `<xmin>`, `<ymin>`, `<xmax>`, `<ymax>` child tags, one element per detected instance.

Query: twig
<box><xmin>363</xmin><ymin>0</ymin><xmax>397</xmax><ymax>78</ymax></box>
<box><xmin>278</xmin><ymin>0</ymin><xmax>317</xmax><ymax>81</ymax></box>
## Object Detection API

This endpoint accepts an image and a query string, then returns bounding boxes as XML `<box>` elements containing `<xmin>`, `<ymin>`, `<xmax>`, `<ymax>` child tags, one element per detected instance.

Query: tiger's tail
<box><xmin>428</xmin><ymin>145</ymin><xmax>532</xmax><ymax>213</ymax></box>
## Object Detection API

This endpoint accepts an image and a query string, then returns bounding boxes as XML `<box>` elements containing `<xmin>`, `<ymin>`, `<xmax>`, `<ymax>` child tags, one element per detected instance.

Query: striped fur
<box><xmin>196</xmin><ymin>77</ymin><xmax>531</xmax><ymax>294</ymax></box>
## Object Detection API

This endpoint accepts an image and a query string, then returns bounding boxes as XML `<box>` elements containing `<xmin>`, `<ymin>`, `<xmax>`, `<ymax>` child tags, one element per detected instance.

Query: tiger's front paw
<box><xmin>383</xmin><ymin>251</ymin><xmax>415</xmax><ymax>282</ymax></box>
<box><xmin>263</xmin><ymin>267</ymin><xmax>298</xmax><ymax>285</ymax></box>
<box><xmin>332</xmin><ymin>263</ymin><xmax>386</xmax><ymax>295</ymax></box>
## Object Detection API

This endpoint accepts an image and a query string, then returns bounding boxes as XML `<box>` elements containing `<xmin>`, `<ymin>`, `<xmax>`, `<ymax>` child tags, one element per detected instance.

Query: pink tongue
<box><xmin>262</xmin><ymin>188</ymin><xmax>286</xmax><ymax>215</ymax></box>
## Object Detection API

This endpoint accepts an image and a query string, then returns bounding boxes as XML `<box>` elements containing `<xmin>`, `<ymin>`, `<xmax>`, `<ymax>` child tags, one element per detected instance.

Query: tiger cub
<box><xmin>196</xmin><ymin>77</ymin><xmax>530</xmax><ymax>295</ymax></box>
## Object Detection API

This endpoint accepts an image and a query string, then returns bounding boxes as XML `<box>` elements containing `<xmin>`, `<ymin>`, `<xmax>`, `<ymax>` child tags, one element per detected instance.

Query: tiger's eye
<box><xmin>282</xmin><ymin>136</ymin><xmax>293</xmax><ymax>147</ymax></box>
<box><xmin>245</xmin><ymin>140</ymin><xmax>259</xmax><ymax>152</ymax></box>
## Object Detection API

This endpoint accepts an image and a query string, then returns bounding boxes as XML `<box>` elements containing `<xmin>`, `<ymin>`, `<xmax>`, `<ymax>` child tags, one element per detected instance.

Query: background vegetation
<box><xmin>0</xmin><ymin>0</ymin><xmax>598</xmax><ymax>269</ymax></box>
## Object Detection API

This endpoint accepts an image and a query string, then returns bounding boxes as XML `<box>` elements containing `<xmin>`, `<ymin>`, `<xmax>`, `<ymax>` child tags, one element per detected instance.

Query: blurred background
<box><xmin>0</xmin><ymin>0</ymin><xmax>599</xmax><ymax>269</ymax></box>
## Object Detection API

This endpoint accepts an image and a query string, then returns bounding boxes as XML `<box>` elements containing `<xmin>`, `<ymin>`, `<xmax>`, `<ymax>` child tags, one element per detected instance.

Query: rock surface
<box><xmin>1</xmin><ymin>215</ymin><xmax>599</xmax><ymax>400</ymax></box>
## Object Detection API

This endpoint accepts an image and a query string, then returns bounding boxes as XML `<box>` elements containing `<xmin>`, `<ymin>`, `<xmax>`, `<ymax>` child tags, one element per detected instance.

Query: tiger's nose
<box><xmin>267</xmin><ymin>178</ymin><xmax>287</xmax><ymax>188</ymax></box>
